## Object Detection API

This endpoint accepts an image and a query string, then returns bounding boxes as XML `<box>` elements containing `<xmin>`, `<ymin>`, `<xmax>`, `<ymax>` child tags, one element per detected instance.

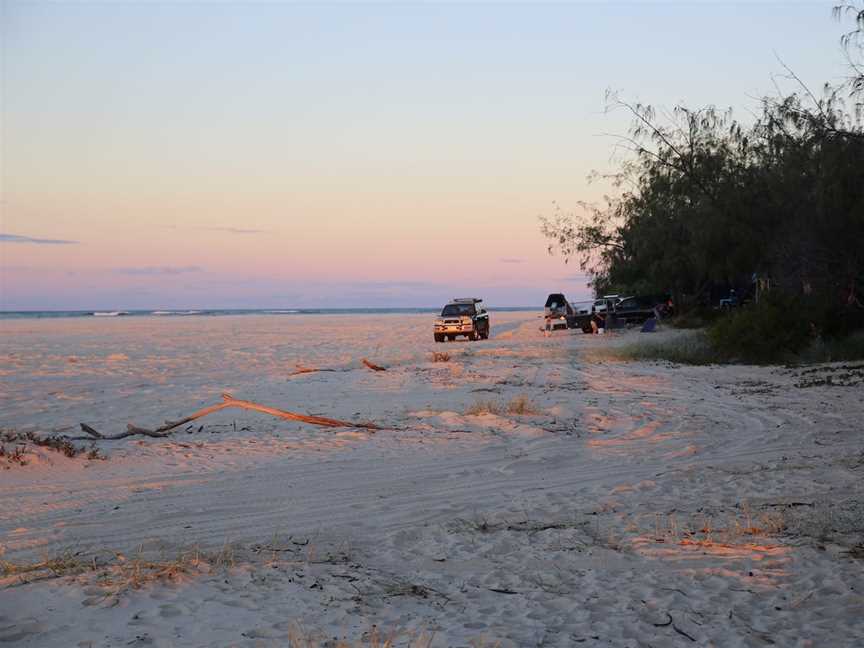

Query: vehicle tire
<box><xmin>434</xmin><ymin>333</ymin><xmax>444</xmax><ymax>343</ymax></box>
<box><xmin>481</xmin><ymin>324</ymin><xmax>489</xmax><ymax>340</ymax></box>
<box><xmin>468</xmin><ymin>331</ymin><xmax>478</xmax><ymax>341</ymax></box>
<box><xmin>447</xmin><ymin>334</ymin><xmax>455</xmax><ymax>342</ymax></box>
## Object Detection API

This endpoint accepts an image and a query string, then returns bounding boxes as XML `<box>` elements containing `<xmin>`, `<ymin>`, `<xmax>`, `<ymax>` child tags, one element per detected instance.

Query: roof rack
<box><xmin>451</xmin><ymin>297</ymin><xmax>482</xmax><ymax>303</ymax></box>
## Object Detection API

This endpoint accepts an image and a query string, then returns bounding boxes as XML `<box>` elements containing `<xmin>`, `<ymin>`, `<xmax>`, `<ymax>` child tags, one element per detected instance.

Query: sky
<box><xmin>0</xmin><ymin>0</ymin><xmax>855</xmax><ymax>309</ymax></box>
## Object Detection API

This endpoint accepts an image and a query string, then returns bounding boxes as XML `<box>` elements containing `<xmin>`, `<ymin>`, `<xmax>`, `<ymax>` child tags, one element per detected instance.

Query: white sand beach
<box><xmin>1</xmin><ymin>312</ymin><xmax>862</xmax><ymax>647</ymax></box>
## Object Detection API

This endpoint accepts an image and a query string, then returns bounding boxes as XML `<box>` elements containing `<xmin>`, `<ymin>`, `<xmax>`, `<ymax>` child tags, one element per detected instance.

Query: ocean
<box><xmin>0</xmin><ymin>307</ymin><xmax>535</xmax><ymax>320</ymax></box>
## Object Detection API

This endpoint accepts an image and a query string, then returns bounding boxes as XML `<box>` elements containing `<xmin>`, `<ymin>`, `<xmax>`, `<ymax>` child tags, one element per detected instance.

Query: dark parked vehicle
<box><xmin>570</xmin><ymin>301</ymin><xmax>596</xmax><ymax>333</ymax></box>
<box><xmin>542</xmin><ymin>292</ymin><xmax>667</xmax><ymax>332</ymax></box>
<box><xmin>593</xmin><ymin>295</ymin><xmax>622</xmax><ymax>313</ymax></box>
<box><xmin>565</xmin><ymin>294</ymin><xmax>671</xmax><ymax>332</ymax></box>
<box><xmin>613</xmin><ymin>295</ymin><xmax>665</xmax><ymax>324</ymax></box>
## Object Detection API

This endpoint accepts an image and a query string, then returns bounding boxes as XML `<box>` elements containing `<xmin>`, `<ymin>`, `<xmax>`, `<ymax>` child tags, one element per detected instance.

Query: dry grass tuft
<box><xmin>465</xmin><ymin>396</ymin><xmax>540</xmax><ymax>416</ymax></box>
<box><xmin>430</xmin><ymin>351</ymin><xmax>451</xmax><ymax>363</ymax></box>
<box><xmin>464</xmin><ymin>399</ymin><xmax>502</xmax><ymax>416</ymax></box>
<box><xmin>505</xmin><ymin>395</ymin><xmax>539</xmax><ymax>415</ymax></box>
<box><xmin>645</xmin><ymin>504</ymin><xmax>787</xmax><ymax>547</ymax></box>
<box><xmin>468</xmin><ymin>639</ymin><xmax>502</xmax><ymax>648</ymax></box>
<box><xmin>1</xmin><ymin>543</ymin><xmax>240</xmax><ymax>595</ymax></box>
<box><xmin>287</xmin><ymin>622</ymin><xmax>436</xmax><ymax>647</ymax></box>
<box><xmin>1</xmin><ymin>550</ymin><xmax>86</xmax><ymax>582</ymax></box>
<box><xmin>0</xmin><ymin>430</ymin><xmax>106</xmax><ymax>467</ymax></box>
<box><xmin>0</xmin><ymin>443</ymin><xmax>27</xmax><ymax>466</ymax></box>
<box><xmin>731</xmin><ymin>503</ymin><xmax>786</xmax><ymax>537</ymax></box>
<box><xmin>96</xmin><ymin>552</ymin><xmax>200</xmax><ymax>593</ymax></box>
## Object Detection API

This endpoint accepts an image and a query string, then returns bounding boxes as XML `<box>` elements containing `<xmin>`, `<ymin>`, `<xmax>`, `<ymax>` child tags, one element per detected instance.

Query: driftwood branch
<box><xmin>77</xmin><ymin>393</ymin><xmax>380</xmax><ymax>440</ymax></box>
<box><xmin>290</xmin><ymin>359</ymin><xmax>387</xmax><ymax>375</ymax></box>
<box><xmin>361</xmin><ymin>358</ymin><xmax>387</xmax><ymax>372</ymax></box>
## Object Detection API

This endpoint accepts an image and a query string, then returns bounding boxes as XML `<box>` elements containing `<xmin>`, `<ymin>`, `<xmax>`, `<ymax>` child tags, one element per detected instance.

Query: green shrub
<box><xmin>669</xmin><ymin>307</ymin><xmax>722</xmax><ymax>330</ymax></box>
<box><xmin>614</xmin><ymin>295</ymin><xmax>864</xmax><ymax>366</ymax></box>
<box><xmin>797</xmin><ymin>330</ymin><xmax>864</xmax><ymax>364</ymax></box>
<box><xmin>707</xmin><ymin>294</ymin><xmax>811</xmax><ymax>364</ymax></box>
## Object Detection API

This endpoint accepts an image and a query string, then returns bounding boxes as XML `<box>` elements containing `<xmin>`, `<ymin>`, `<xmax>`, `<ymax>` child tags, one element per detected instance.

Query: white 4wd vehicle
<box><xmin>434</xmin><ymin>298</ymin><xmax>490</xmax><ymax>342</ymax></box>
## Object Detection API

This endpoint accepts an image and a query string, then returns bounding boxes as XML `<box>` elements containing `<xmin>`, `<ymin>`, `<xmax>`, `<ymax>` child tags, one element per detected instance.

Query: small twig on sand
<box><xmin>672</xmin><ymin>620</ymin><xmax>696</xmax><ymax>642</ymax></box>
<box><xmin>77</xmin><ymin>393</ymin><xmax>381</xmax><ymax>440</ymax></box>
<box><xmin>652</xmin><ymin>613</ymin><xmax>673</xmax><ymax>627</ymax></box>
<box><xmin>652</xmin><ymin>611</ymin><xmax>695</xmax><ymax>641</ymax></box>
<box><xmin>289</xmin><ymin>364</ymin><xmax>339</xmax><ymax>376</ymax></box>
<box><xmin>362</xmin><ymin>358</ymin><xmax>387</xmax><ymax>372</ymax></box>
<box><xmin>488</xmin><ymin>587</ymin><xmax>519</xmax><ymax>595</ymax></box>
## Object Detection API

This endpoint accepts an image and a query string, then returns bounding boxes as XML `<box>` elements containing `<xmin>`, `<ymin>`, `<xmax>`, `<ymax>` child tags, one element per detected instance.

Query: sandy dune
<box><xmin>1</xmin><ymin>313</ymin><xmax>862</xmax><ymax>646</ymax></box>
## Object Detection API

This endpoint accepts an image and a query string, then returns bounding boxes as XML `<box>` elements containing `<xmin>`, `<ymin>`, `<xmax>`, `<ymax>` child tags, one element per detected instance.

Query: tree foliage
<box><xmin>835</xmin><ymin>1</ymin><xmax>864</xmax><ymax>95</ymax></box>
<box><xmin>541</xmin><ymin>9</ymin><xmax>864</xmax><ymax>324</ymax></box>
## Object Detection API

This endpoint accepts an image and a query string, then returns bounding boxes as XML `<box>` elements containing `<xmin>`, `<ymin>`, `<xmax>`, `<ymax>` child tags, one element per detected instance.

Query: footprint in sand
<box><xmin>464</xmin><ymin>621</ymin><xmax>488</xmax><ymax>630</ymax></box>
<box><xmin>158</xmin><ymin>604</ymin><xmax>184</xmax><ymax>618</ymax></box>
<box><xmin>127</xmin><ymin>610</ymin><xmax>152</xmax><ymax>626</ymax></box>
<box><xmin>0</xmin><ymin>620</ymin><xmax>47</xmax><ymax>643</ymax></box>
<box><xmin>147</xmin><ymin>590</ymin><xmax>173</xmax><ymax>601</ymax></box>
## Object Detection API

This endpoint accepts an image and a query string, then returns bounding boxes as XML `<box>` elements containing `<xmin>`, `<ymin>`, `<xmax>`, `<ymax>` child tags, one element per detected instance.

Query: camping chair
<box><xmin>640</xmin><ymin>317</ymin><xmax>657</xmax><ymax>333</ymax></box>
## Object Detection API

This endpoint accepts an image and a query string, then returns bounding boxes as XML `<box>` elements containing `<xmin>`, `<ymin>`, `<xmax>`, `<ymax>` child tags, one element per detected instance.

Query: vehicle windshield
<box><xmin>441</xmin><ymin>303</ymin><xmax>475</xmax><ymax>317</ymax></box>
<box><xmin>618</xmin><ymin>297</ymin><xmax>657</xmax><ymax>309</ymax></box>
<box><xmin>545</xmin><ymin>294</ymin><xmax>566</xmax><ymax>308</ymax></box>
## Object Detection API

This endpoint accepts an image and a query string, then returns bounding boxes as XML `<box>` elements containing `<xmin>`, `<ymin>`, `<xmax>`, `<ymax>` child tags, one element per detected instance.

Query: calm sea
<box><xmin>0</xmin><ymin>308</ymin><xmax>536</xmax><ymax>320</ymax></box>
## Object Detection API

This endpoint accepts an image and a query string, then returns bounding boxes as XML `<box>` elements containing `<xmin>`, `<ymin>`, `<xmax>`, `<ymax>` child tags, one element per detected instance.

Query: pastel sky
<box><xmin>0</xmin><ymin>0</ymin><xmax>853</xmax><ymax>309</ymax></box>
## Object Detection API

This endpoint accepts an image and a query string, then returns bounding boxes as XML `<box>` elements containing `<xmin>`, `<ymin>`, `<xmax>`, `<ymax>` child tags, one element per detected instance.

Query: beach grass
<box><xmin>505</xmin><ymin>395</ymin><xmax>539</xmax><ymax>415</ymax></box>
<box><xmin>0</xmin><ymin>430</ymin><xmax>105</xmax><ymax>467</ymax></box>
<box><xmin>611</xmin><ymin>330</ymin><xmax>864</xmax><ymax>366</ymax></box>
<box><xmin>464</xmin><ymin>399</ymin><xmax>502</xmax><ymax>416</ymax></box>
<box><xmin>0</xmin><ymin>543</ymin><xmax>238</xmax><ymax>594</ymax></box>
<box><xmin>612</xmin><ymin>332</ymin><xmax>721</xmax><ymax>365</ymax></box>
<box><xmin>287</xmin><ymin>622</ymin><xmax>442</xmax><ymax>647</ymax></box>
<box><xmin>465</xmin><ymin>395</ymin><xmax>539</xmax><ymax>416</ymax></box>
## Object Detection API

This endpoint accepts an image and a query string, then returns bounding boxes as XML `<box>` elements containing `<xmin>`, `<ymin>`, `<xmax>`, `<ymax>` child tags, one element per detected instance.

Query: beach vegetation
<box><xmin>614</xmin><ymin>323</ymin><xmax>864</xmax><ymax>366</ymax></box>
<box><xmin>287</xmin><ymin>623</ymin><xmax>437</xmax><ymax>648</ymax></box>
<box><xmin>464</xmin><ymin>399</ymin><xmax>501</xmax><ymax>416</ymax></box>
<box><xmin>0</xmin><ymin>550</ymin><xmax>86</xmax><ymax>582</ymax></box>
<box><xmin>1</xmin><ymin>543</ymin><xmax>239</xmax><ymax>594</ymax></box>
<box><xmin>0</xmin><ymin>430</ymin><xmax>105</xmax><ymax>467</ymax></box>
<box><xmin>465</xmin><ymin>396</ymin><xmax>540</xmax><ymax>416</ymax></box>
<box><xmin>612</xmin><ymin>333</ymin><xmax>719</xmax><ymax>365</ymax></box>
<box><xmin>541</xmin><ymin>5</ymin><xmax>864</xmax><ymax>364</ymax></box>
<box><xmin>505</xmin><ymin>395</ymin><xmax>540</xmax><ymax>415</ymax></box>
